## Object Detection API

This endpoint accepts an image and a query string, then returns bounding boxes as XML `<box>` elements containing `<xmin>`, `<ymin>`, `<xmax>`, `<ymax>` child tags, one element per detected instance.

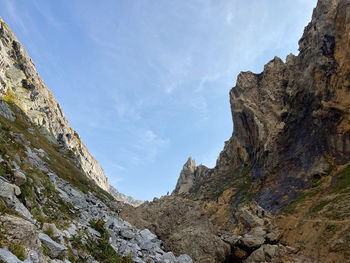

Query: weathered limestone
<box><xmin>0</xmin><ymin>17</ymin><xmax>109</xmax><ymax>192</ymax></box>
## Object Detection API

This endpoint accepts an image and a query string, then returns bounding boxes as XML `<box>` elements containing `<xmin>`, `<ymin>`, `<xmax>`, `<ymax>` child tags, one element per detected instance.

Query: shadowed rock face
<box><xmin>226</xmin><ymin>0</ymin><xmax>350</xmax><ymax>211</ymax></box>
<box><xmin>0</xmin><ymin>17</ymin><xmax>109</xmax><ymax>191</ymax></box>
<box><xmin>173</xmin><ymin>0</ymin><xmax>350</xmax><ymax>211</ymax></box>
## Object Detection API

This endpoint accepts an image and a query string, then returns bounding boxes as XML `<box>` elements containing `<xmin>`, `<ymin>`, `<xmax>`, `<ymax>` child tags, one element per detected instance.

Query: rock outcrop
<box><xmin>226</xmin><ymin>0</ymin><xmax>350</xmax><ymax>211</ymax></box>
<box><xmin>0</xmin><ymin>17</ymin><xmax>108</xmax><ymax>191</ymax></box>
<box><xmin>173</xmin><ymin>0</ymin><xmax>350</xmax><ymax>212</ymax></box>
<box><xmin>122</xmin><ymin>196</ymin><xmax>230</xmax><ymax>263</ymax></box>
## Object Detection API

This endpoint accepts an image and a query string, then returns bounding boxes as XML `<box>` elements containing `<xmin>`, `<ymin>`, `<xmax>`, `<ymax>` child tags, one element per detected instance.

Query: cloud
<box><xmin>32</xmin><ymin>1</ymin><xmax>64</xmax><ymax>30</ymax></box>
<box><xmin>131</xmin><ymin>129</ymin><xmax>169</xmax><ymax>164</ymax></box>
<box><xmin>4</xmin><ymin>1</ymin><xmax>28</xmax><ymax>34</ymax></box>
<box><xmin>226</xmin><ymin>10</ymin><xmax>233</xmax><ymax>25</ymax></box>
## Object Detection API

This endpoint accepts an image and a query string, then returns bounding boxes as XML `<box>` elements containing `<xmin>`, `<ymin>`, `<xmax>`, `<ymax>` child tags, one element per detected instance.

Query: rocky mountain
<box><xmin>121</xmin><ymin>0</ymin><xmax>350</xmax><ymax>262</ymax></box>
<box><xmin>0</xmin><ymin>17</ymin><xmax>108</xmax><ymax>192</ymax></box>
<box><xmin>110</xmin><ymin>186</ymin><xmax>143</xmax><ymax>207</ymax></box>
<box><xmin>0</xmin><ymin>17</ymin><xmax>192</xmax><ymax>263</ymax></box>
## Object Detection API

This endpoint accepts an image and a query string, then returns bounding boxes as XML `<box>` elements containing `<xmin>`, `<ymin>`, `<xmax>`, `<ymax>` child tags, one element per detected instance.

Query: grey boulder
<box><xmin>38</xmin><ymin>233</ymin><xmax>67</xmax><ymax>258</ymax></box>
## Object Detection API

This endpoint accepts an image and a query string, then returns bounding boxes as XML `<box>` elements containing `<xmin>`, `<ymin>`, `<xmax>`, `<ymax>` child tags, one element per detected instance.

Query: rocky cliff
<box><xmin>110</xmin><ymin>186</ymin><xmax>143</xmax><ymax>207</ymax></box>
<box><xmin>0</xmin><ymin>17</ymin><xmax>109</xmax><ymax>191</ymax></box>
<box><xmin>122</xmin><ymin>0</ymin><xmax>350</xmax><ymax>262</ymax></box>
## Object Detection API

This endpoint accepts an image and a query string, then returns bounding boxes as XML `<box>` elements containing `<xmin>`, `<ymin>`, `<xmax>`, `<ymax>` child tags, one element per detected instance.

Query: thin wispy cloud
<box><xmin>131</xmin><ymin>129</ymin><xmax>169</xmax><ymax>164</ymax></box>
<box><xmin>4</xmin><ymin>1</ymin><xmax>28</xmax><ymax>34</ymax></box>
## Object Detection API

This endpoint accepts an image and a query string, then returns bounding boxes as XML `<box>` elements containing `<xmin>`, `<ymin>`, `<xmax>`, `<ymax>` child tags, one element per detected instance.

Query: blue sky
<box><xmin>0</xmin><ymin>0</ymin><xmax>317</xmax><ymax>200</ymax></box>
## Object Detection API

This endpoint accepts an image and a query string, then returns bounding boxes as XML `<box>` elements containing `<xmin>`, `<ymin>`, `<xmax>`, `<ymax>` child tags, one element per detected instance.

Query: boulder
<box><xmin>0</xmin><ymin>99</ymin><xmax>15</xmax><ymax>121</ymax></box>
<box><xmin>266</xmin><ymin>230</ymin><xmax>281</xmax><ymax>243</ymax></box>
<box><xmin>0</xmin><ymin>247</ymin><xmax>23</xmax><ymax>263</ymax></box>
<box><xmin>0</xmin><ymin>215</ymin><xmax>44</xmax><ymax>262</ymax></box>
<box><xmin>175</xmin><ymin>254</ymin><xmax>193</xmax><ymax>263</ymax></box>
<box><xmin>0</xmin><ymin>177</ymin><xmax>32</xmax><ymax>220</ymax></box>
<box><xmin>38</xmin><ymin>233</ymin><xmax>67</xmax><ymax>258</ymax></box>
<box><xmin>13</xmin><ymin>170</ymin><xmax>27</xmax><ymax>186</ymax></box>
<box><xmin>243</xmin><ymin>244</ymin><xmax>278</xmax><ymax>263</ymax></box>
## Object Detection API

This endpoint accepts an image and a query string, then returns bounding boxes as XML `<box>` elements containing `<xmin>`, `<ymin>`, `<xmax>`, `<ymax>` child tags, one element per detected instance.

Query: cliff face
<box><xmin>226</xmin><ymin>0</ymin><xmax>350</xmax><ymax>211</ymax></box>
<box><xmin>0</xmin><ymin>18</ymin><xmax>109</xmax><ymax>191</ymax></box>
<box><xmin>174</xmin><ymin>0</ymin><xmax>350</xmax><ymax>211</ymax></box>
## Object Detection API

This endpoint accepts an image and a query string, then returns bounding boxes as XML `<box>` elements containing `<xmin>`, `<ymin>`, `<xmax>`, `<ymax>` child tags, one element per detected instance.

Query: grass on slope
<box><xmin>0</xmin><ymin>102</ymin><xmax>113</xmax><ymax>203</ymax></box>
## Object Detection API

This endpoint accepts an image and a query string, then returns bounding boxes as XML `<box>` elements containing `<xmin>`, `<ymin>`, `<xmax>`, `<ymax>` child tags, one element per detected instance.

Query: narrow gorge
<box><xmin>1</xmin><ymin>0</ymin><xmax>350</xmax><ymax>262</ymax></box>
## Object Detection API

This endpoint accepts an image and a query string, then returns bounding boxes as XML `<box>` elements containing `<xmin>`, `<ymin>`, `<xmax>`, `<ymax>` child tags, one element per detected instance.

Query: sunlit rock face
<box><xmin>0</xmin><ymin>17</ymin><xmax>109</xmax><ymax>191</ymax></box>
<box><xmin>172</xmin><ymin>0</ymin><xmax>350</xmax><ymax>212</ymax></box>
<box><xmin>227</xmin><ymin>0</ymin><xmax>350</xmax><ymax>211</ymax></box>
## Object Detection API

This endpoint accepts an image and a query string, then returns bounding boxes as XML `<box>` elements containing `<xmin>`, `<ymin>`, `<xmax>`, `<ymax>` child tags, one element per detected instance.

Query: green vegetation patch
<box><xmin>3</xmin><ymin>89</ymin><xmax>16</xmax><ymax>103</ymax></box>
<box><xmin>331</xmin><ymin>165</ymin><xmax>350</xmax><ymax>193</ymax></box>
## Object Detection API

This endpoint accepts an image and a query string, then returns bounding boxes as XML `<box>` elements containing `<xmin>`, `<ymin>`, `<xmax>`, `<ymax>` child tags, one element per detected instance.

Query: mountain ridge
<box><xmin>0</xmin><ymin>16</ymin><xmax>109</xmax><ymax>192</ymax></box>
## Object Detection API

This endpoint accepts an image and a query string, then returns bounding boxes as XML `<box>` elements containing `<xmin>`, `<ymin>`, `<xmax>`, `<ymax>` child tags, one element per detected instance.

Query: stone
<box><xmin>266</xmin><ymin>230</ymin><xmax>281</xmax><ymax>243</ymax></box>
<box><xmin>38</xmin><ymin>233</ymin><xmax>67</xmax><ymax>258</ymax></box>
<box><xmin>0</xmin><ymin>177</ymin><xmax>32</xmax><ymax>220</ymax></box>
<box><xmin>243</xmin><ymin>244</ymin><xmax>278</xmax><ymax>263</ymax></box>
<box><xmin>120</xmin><ymin>228</ymin><xmax>135</xmax><ymax>239</ymax></box>
<box><xmin>240</xmin><ymin>235</ymin><xmax>265</xmax><ymax>250</ymax></box>
<box><xmin>0</xmin><ymin>99</ymin><xmax>15</xmax><ymax>121</ymax></box>
<box><xmin>244</xmin><ymin>247</ymin><xmax>266</xmax><ymax>263</ymax></box>
<box><xmin>139</xmin><ymin>229</ymin><xmax>157</xmax><ymax>242</ymax></box>
<box><xmin>0</xmin><ymin>179</ymin><xmax>16</xmax><ymax>199</ymax></box>
<box><xmin>0</xmin><ymin>247</ymin><xmax>23</xmax><ymax>263</ymax></box>
<box><xmin>13</xmin><ymin>170</ymin><xmax>27</xmax><ymax>186</ymax></box>
<box><xmin>0</xmin><ymin>215</ymin><xmax>45</xmax><ymax>262</ymax></box>
<box><xmin>42</xmin><ymin>223</ymin><xmax>61</xmax><ymax>240</ymax></box>
<box><xmin>175</xmin><ymin>254</ymin><xmax>193</xmax><ymax>263</ymax></box>
<box><xmin>13</xmin><ymin>185</ymin><xmax>21</xmax><ymax>196</ymax></box>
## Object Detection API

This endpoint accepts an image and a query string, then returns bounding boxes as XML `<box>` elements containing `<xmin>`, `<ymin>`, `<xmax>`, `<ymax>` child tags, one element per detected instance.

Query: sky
<box><xmin>0</xmin><ymin>0</ymin><xmax>317</xmax><ymax>201</ymax></box>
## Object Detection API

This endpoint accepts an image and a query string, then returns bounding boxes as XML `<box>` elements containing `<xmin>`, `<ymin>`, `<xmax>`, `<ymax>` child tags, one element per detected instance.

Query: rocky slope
<box><xmin>110</xmin><ymin>186</ymin><xmax>143</xmax><ymax>207</ymax></box>
<box><xmin>121</xmin><ymin>0</ymin><xmax>350</xmax><ymax>262</ymax></box>
<box><xmin>0</xmin><ymin>18</ymin><xmax>192</xmax><ymax>263</ymax></box>
<box><xmin>0</xmin><ymin>17</ymin><xmax>108</xmax><ymax>191</ymax></box>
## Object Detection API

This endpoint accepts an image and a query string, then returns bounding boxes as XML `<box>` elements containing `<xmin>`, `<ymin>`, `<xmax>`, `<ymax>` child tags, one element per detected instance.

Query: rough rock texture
<box><xmin>38</xmin><ymin>233</ymin><xmax>67</xmax><ymax>259</ymax></box>
<box><xmin>110</xmin><ymin>186</ymin><xmax>144</xmax><ymax>206</ymax></box>
<box><xmin>0</xmin><ymin>17</ymin><xmax>108</xmax><ymax>191</ymax></box>
<box><xmin>121</xmin><ymin>196</ymin><xmax>230</xmax><ymax>263</ymax></box>
<box><xmin>173</xmin><ymin>0</ymin><xmax>350</xmax><ymax>212</ymax></box>
<box><xmin>0</xmin><ymin>214</ymin><xmax>45</xmax><ymax>262</ymax></box>
<box><xmin>225</xmin><ymin>0</ymin><xmax>350</xmax><ymax>211</ymax></box>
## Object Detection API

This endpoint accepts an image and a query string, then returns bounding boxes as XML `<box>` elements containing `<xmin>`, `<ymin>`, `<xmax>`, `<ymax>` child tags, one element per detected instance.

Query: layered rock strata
<box><xmin>0</xmin><ymin>17</ymin><xmax>109</xmax><ymax>191</ymax></box>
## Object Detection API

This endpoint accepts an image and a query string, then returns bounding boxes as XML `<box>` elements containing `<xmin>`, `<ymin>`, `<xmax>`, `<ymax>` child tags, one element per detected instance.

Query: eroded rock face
<box><xmin>121</xmin><ymin>196</ymin><xmax>230</xmax><ymax>263</ymax></box>
<box><xmin>176</xmin><ymin>0</ymin><xmax>350</xmax><ymax>212</ymax></box>
<box><xmin>225</xmin><ymin>0</ymin><xmax>350</xmax><ymax>211</ymax></box>
<box><xmin>0</xmin><ymin>18</ymin><xmax>108</xmax><ymax>191</ymax></box>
